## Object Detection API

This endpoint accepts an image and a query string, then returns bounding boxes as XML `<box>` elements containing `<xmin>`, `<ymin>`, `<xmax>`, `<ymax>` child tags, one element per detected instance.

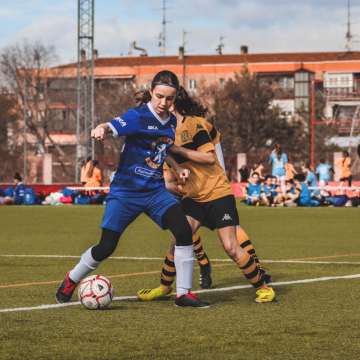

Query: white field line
<box><xmin>1</xmin><ymin>273</ymin><xmax>360</xmax><ymax>313</ymax></box>
<box><xmin>1</xmin><ymin>254</ymin><xmax>360</xmax><ymax>265</ymax></box>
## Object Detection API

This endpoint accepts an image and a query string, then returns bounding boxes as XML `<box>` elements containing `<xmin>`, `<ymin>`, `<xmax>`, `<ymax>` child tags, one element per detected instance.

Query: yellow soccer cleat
<box><xmin>255</xmin><ymin>287</ymin><xmax>276</xmax><ymax>303</ymax></box>
<box><xmin>137</xmin><ymin>285</ymin><xmax>172</xmax><ymax>301</ymax></box>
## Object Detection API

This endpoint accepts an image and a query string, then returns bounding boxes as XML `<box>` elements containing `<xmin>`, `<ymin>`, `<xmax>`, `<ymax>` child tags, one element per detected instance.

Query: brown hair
<box><xmin>174</xmin><ymin>86</ymin><xmax>207</xmax><ymax>117</ymax></box>
<box><xmin>135</xmin><ymin>70</ymin><xmax>180</xmax><ymax>106</ymax></box>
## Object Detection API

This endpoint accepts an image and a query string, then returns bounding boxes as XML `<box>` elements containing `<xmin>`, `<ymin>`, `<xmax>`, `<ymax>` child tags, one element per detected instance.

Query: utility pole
<box><xmin>181</xmin><ymin>30</ymin><xmax>188</xmax><ymax>88</ymax></box>
<box><xmin>76</xmin><ymin>0</ymin><xmax>95</xmax><ymax>182</ymax></box>
<box><xmin>23</xmin><ymin>81</ymin><xmax>27</xmax><ymax>181</ymax></box>
<box><xmin>216</xmin><ymin>36</ymin><xmax>225</xmax><ymax>55</ymax></box>
<box><xmin>159</xmin><ymin>0</ymin><xmax>169</xmax><ymax>56</ymax></box>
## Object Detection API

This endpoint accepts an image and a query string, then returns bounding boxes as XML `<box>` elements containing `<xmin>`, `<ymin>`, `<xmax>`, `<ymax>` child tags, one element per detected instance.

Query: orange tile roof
<box><xmin>56</xmin><ymin>51</ymin><xmax>360</xmax><ymax>69</ymax></box>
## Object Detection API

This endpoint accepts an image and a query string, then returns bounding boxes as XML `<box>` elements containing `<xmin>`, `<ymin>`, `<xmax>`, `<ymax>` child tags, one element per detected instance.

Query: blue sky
<box><xmin>0</xmin><ymin>0</ymin><xmax>359</xmax><ymax>65</ymax></box>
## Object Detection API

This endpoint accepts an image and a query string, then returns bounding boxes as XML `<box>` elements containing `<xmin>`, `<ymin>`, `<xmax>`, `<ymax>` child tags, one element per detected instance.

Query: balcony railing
<box><xmin>325</xmin><ymin>87</ymin><xmax>360</xmax><ymax>100</ymax></box>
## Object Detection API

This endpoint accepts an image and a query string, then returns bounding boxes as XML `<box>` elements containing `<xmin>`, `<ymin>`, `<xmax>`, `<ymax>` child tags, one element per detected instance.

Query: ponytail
<box><xmin>174</xmin><ymin>86</ymin><xmax>207</xmax><ymax>117</ymax></box>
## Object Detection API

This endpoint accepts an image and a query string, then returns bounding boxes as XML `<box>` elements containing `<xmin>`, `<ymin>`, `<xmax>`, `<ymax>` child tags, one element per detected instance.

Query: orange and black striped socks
<box><xmin>237</xmin><ymin>227</ymin><xmax>260</xmax><ymax>264</ymax></box>
<box><xmin>160</xmin><ymin>233</ymin><xmax>210</xmax><ymax>288</ymax></box>
<box><xmin>236</xmin><ymin>250</ymin><xmax>264</xmax><ymax>288</ymax></box>
<box><xmin>193</xmin><ymin>232</ymin><xmax>210</xmax><ymax>267</ymax></box>
<box><xmin>160</xmin><ymin>252</ymin><xmax>176</xmax><ymax>288</ymax></box>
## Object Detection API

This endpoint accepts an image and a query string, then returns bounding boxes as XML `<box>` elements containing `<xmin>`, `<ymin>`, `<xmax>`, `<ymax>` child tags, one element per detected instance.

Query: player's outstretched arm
<box><xmin>91</xmin><ymin>123</ymin><xmax>112</xmax><ymax>141</ymax></box>
<box><xmin>170</xmin><ymin>145</ymin><xmax>216</xmax><ymax>165</ymax></box>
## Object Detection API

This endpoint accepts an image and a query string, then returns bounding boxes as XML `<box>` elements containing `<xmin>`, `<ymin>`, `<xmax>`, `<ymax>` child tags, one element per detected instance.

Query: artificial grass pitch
<box><xmin>0</xmin><ymin>205</ymin><xmax>360</xmax><ymax>360</ymax></box>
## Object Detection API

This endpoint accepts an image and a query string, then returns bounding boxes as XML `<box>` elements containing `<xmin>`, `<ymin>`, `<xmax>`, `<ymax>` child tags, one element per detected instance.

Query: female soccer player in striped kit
<box><xmin>138</xmin><ymin>87</ymin><xmax>275</xmax><ymax>303</ymax></box>
<box><xmin>56</xmin><ymin>71</ymin><xmax>209</xmax><ymax>308</ymax></box>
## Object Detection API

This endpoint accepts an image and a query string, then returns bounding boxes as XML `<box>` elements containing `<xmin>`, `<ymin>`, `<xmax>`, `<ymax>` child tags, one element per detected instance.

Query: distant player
<box><xmin>269</xmin><ymin>144</ymin><xmax>288</xmax><ymax>194</ymax></box>
<box><xmin>56</xmin><ymin>70</ymin><xmax>209</xmax><ymax>308</ymax></box>
<box><xmin>316</xmin><ymin>159</ymin><xmax>334</xmax><ymax>196</ymax></box>
<box><xmin>316</xmin><ymin>158</ymin><xmax>333</xmax><ymax>187</ymax></box>
<box><xmin>138</xmin><ymin>87</ymin><xmax>275</xmax><ymax>303</ymax></box>
<box><xmin>339</xmin><ymin>151</ymin><xmax>352</xmax><ymax>187</ymax></box>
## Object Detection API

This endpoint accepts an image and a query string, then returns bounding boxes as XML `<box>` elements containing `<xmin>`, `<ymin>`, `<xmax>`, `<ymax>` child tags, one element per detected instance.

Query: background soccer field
<box><xmin>1</xmin><ymin>205</ymin><xmax>360</xmax><ymax>360</ymax></box>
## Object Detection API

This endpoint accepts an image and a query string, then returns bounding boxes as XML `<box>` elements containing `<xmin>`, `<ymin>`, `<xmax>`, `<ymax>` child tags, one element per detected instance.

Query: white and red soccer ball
<box><xmin>78</xmin><ymin>275</ymin><xmax>114</xmax><ymax>310</ymax></box>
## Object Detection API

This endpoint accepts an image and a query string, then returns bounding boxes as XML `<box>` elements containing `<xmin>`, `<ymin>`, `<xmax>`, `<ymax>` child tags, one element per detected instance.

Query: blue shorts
<box><xmin>101</xmin><ymin>187</ymin><xmax>179</xmax><ymax>234</ymax></box>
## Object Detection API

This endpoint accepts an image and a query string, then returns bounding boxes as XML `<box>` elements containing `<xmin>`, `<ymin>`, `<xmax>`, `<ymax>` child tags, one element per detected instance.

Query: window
<box><xmin>279</xmin><ymin>77</ymin><xmax>294</xmax><ymax>90</ymax></box>
<box><xmin>188</xmin><ymin>79</ymin><xmax>197</xmax><ymax>91</ymax></box>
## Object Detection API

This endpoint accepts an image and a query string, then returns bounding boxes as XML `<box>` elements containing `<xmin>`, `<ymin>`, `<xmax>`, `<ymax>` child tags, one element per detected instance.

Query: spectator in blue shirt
<box><xmin>3</xmin><ymin>173</ymin><xmax>26</xmax><ymax>205</ymax></box>
<box><xmin>269</xmin><ymin>144</ymin><xmax>288</xmax><ymax>193</ymax></box>
<box><xmin>316</xmin><ymin>158</ymin><xmax>333</xmax><ymax>187</ymax></box>
<box><xmin>302</xmin><ymin>163</ymin><xmax>319</xmax><ymax>198</ymax></box>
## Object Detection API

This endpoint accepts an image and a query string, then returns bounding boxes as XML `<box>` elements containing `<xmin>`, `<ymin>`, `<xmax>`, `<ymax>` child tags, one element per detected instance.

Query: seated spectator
<box><xmin>0</xmin><ymin>188</ymin><xmax>6</xmax><ymax>205</ymax></box>
<box><xmin>302</xmin><ymin>163</ymin><xmax>320</xmax><ymax>199</ymax></box>
<box><xmin>262</xmin><ymin>176</ymin><xmax>273</xmax><ymax>206</ymax></box>
<box><xmin>293</xmin><ymin>174</ymin><xmax>320</xmax><ymax>207</ymax></box>
<box><xmin>238</xmin><ymin>165</ymin><xmax>250</xmax><ymax>183</ymax></box>
<box><xmin>4</xmin><ymin>173</ymin><xmax>26</xmax><ymax>205</ymax></box>
<box><xmin>245</xmin><ymin>172</ymin><xmax>262</xmax><ymax>206</ymax></box>
<box><xmin>270</xmin><ymin>176</ymin><xmax>285</xmax><ymax>207</ymax></box>
<box><xmin>283</xmin><ymin>179</ymin><xmax>298</xmax><ymax>207</ymax></box>
<box><xmin>250</xmin><ymin>163</ymin><xmax>264</xmax><ymax>180</ymax></box>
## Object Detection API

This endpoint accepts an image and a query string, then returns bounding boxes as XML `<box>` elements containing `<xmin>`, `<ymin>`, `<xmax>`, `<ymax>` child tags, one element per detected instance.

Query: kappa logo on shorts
<box><xmin>222</xmin><ymin>213</ymin><xmax>232</xmax><ymax>221</ymax></box>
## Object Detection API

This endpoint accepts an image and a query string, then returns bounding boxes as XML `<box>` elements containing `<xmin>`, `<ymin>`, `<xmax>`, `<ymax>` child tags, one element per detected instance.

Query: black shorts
<box><xmin>340</xmin><ymin>176</ymin><xmax>352</xmax><ymax>184</ymax></box>
<box><xmin>181</xmin><ymin>195</ymin><xmax>240</xmax><ymax>230</ymax></box>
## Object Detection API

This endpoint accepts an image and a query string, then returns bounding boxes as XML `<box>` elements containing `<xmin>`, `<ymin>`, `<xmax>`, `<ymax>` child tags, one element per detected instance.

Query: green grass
<box><xmin>1</xmin><ymin>205</ymin><xmax>360</xmax><ymax>360</ymax></box>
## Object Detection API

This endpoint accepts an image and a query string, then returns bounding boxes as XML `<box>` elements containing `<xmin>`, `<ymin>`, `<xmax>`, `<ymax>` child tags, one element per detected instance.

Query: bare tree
<box><xmin>94</xmin><ymin>81</ymin><xmax>136</xmax><ymax>177</ymax></box>
<box><xmin>208</xmin><ymin>67</ymin><xmax>307</xmax><ymax>165</ymax></box>
<box><xmin>0</xmin><ymin>40</ymin><xmax>70</xmax><ymax>180</ymax></box>
<box><xmin>0</xmin><ymin>92</ymin><xmax>21</xmax><ymax>181</ymax></box>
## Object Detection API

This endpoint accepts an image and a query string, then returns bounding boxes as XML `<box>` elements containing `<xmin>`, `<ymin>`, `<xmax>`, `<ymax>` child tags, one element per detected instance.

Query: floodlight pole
<box><xmin>23</xmin><ymin>81</ymin><xmax>27</xmax><ymax>182</ymax></box>
<box><xmin>310</xmin><ymin>79</ymin><xmax>316</xmax><ymax>168</ymax></box>
<box><xmin>76</xmin><ymin>0</ymin><xmax>95</xmax><ymax>182</ymax></box>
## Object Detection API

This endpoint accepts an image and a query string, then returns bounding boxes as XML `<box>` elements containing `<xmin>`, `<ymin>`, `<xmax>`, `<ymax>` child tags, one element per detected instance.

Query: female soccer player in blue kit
<box><xmin>55</xmin><ymin>70</ymin><xmax>209</xmax><ymax>308</ymax></box>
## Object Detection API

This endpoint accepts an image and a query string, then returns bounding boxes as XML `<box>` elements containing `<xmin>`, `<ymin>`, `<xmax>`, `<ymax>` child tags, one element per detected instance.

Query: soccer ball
<box><xmin>78</xmin><ymin>275</ymin><xmax>114</xmax><ymax>310</ymax></box>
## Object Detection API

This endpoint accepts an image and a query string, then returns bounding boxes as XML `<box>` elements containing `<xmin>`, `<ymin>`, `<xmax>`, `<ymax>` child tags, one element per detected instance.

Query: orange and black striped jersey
<box><xmin>172</xmin><ymin>116</ymin><xmax>233</xmax><ymax>202</ymax></box>
<box><xmin>203</xmin><ymin>119</ymin><xmax>221</xmax><ymax>145</ymax></box>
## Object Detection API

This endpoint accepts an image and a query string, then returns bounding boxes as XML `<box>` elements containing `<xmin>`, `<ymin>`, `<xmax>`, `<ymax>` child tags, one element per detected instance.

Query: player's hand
<box><xmin>91</xmin><ymin>125</ymin><xmax>106</xmax><ymax>141</ymax></box>
<box><xmin>177</xmin><ymin>168</ymin><xmax>190</xmax><ymax>183</ymax></box>
<box><xmin>177</xmin><ymin>184</ymin><xmax>186</xmax><ymax>194</ymax></box>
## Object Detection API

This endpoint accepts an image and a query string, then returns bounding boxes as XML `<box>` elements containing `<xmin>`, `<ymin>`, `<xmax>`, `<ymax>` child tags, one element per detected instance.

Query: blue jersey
<box><xmin>270</xmin><ymin>184</ymin><xmax>278</xmax><ymax>198</ymax></box>
<box><xmin>299</xmin><ymin>183</ymin><xmax>311</xmax><ymax>204</ymax></box>
<box><xmin>247</xmin><ymin>183</ymin><xmax>261</xmax><ymax>197</ymax></box>
<box><xmin>269</xmin><ymin>152</ymin><xmax>288</xmax><ymax>177</ymax></box>
<box><xmin>262</xmin><ymin>184</ymin><xmax>271</xmax><ymax>195</ymax></box>
<box><xmin>108</xmin><ymin>103</ymin><xmax>177</xmax><ymax>193</ymax></box>
<box><xmin>316</xmin><ymin>163</ymin><xmax>332</xmax><ymax>182</ymax></box>
<box><xmin>305</xmin><ymin>171</ymin><xmax>318</xmax><ymax>188</ymax></box>
<box><xmin>14</xmin><ymin>183</ymin><xmax>26</xmax><ymax>205</ymax></box>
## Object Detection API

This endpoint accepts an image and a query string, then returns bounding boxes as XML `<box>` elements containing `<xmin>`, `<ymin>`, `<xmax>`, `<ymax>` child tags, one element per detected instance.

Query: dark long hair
<box><xmin>174</xmin><ymin>86</ymin><xmax>207</xmax><ymax>117</ymax></box>
<box><xmin>151</xmin><ymin>70</ymin><xmax>179</xmax><ymax>91</ymax></box>
<box><xmin>135</xmin><ymin>70</ymin><xmax>180</xmax><ymax>106</ymax></box>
